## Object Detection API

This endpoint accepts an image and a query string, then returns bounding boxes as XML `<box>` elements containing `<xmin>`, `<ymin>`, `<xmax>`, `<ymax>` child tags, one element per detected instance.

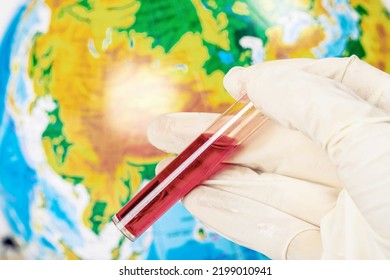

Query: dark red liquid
<box><xmin>114</xmin><ymin>133</ymin><xmax>238</xmax><ymax>240</ymax></box>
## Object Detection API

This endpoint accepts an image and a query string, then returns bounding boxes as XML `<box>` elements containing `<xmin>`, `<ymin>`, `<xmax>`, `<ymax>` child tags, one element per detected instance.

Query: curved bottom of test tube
<box><xmin>112</xmin><ymin>215</ymin><xmax>136</xmax><ymax>242</ymax></box>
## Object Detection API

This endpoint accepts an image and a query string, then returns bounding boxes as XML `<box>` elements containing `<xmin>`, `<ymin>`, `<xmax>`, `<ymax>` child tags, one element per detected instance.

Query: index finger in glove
<box><xmin>226</xmin><ymin>56</ymin><xmax>390</xmax><ymax>112</ymax></box>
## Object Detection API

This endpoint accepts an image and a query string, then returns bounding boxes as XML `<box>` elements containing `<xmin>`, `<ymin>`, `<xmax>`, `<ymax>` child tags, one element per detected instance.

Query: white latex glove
<box><xmin>147</xmin><ymin>56</ymin><xmax>390</xmax><ymax>259</ymax></box>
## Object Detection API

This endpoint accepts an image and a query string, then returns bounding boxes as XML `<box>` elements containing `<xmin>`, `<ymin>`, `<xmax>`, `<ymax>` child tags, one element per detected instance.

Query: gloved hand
<box><xmin>147</xmin><ymin>56</ymin><xmax>390</xmax><ymax>259</ymax></box>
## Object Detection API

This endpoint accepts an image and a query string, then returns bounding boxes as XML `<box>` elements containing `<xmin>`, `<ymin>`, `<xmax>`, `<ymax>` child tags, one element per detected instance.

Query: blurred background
<box><xmin>0</xmin><ymin>0</ymin><xmax>389</xmax><ymax>260</ymax></box>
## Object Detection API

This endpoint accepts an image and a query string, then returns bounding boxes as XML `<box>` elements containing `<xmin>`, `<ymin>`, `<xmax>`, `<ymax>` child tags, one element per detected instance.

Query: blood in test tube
<box><xmin>113</xmin><ymin>133</ymin><xmax>238</xmax><ymax>241</ymax></box>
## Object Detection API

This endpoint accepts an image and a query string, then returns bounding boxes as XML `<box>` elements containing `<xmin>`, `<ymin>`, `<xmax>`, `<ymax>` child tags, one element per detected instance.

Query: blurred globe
<box><xmin>0</xmin><ymin>0</ymin><xmax>389</xmax><ymax>259</ymax></box>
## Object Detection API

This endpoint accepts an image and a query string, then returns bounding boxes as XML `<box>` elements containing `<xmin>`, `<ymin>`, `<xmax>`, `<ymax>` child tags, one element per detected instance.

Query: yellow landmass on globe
<box><xmin>265</xmin><ymin>25</ymin><xmax>325</xmax><ymax>59</ymax></box>
<box><xmin>193</xmin><ymin>0</ymin><xmax>230</xmax><ymax>50</ymax></box>
<box><xmin>28</xmin><ymin>0</ymin><xmax>234</xmax><ymax>236</ymax></box>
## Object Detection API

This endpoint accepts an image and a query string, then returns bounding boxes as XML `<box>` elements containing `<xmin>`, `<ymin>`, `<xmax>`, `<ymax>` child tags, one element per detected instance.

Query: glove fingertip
<box><xmin>223</xmin><ymin>66</ymin><xmax>247</xmax><ymax>100</ymax></box>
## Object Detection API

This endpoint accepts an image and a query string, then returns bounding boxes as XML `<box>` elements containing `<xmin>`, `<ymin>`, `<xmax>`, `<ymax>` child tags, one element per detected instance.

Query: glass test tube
<box><xmin>112</xmin><ymin>94</ymin><xmax>268</xmax><ymax>241</ymax></box>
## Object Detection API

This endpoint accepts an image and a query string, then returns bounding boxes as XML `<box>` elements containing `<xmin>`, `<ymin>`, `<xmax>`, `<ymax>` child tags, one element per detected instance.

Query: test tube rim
<box><xmin>112</xmin><ymin>215</ymin><xmax>136</xmax><ymax>241</ymax></box>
